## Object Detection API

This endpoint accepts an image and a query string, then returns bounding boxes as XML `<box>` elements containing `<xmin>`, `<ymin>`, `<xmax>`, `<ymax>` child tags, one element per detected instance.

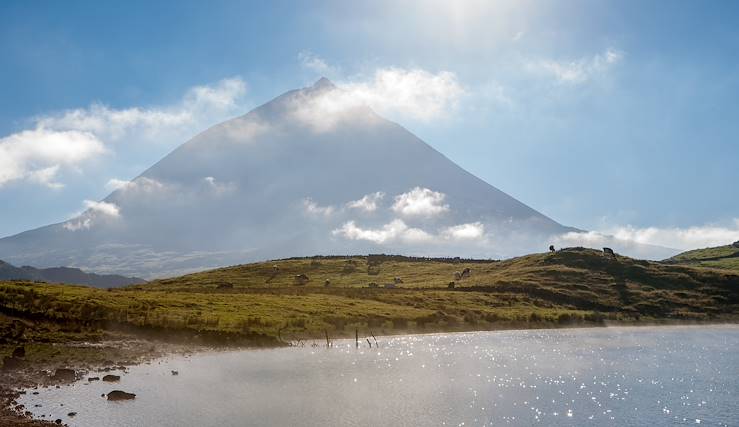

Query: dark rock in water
<box><xmin>11</xmin><ymin>346</ymin><xmax>25</xmax><ymax>358</ymax></box>
<box><xmin>102</xmin><ymin>374</ymin><xmax>120</xmax><ymax>382</ymax></box>
<box><xmin>67</xmin><ymin>412</ymin><xmax>77</xmax><ymax>417</ymax></box>
<box><xmin>1</xmin><ymin>355</ymin><xmax>24</xmax><ymax>370</ymax></box>
<box><xmin>101</xmin><ymin>394</ymin><xmax>105</xmax><ymax>398</ymax></box>
<box><xmin>171</xmin><ymin>370</ymin><xmax>178</xmax><ymax>375</ymax></box>
<box><xmin>52</xmin><ymin>368</ymin><xmax>76</xmax><ymax>382</ymax></box>
<box><xmin>32</xmin><ymin>392</ymin><xmax>39</xmax><ymax>396</ymax></box>
<box><xmin>54</xmin><ymin>419</ymin><xmax>62</xmax><ymax>425</ymax></box>
<box><xmin>107</xmin><ymin>390</ymin><xmax>136</xmax><ymax>401</ymax></box>
<box><xmin>88</xmin><ymin>376</ymin><xmax>100</xmax><ymax>381</ymax></box>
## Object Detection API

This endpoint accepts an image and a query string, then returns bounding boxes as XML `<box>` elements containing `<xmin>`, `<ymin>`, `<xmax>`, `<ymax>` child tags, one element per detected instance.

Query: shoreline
<box><xmin>4</xmin><ymin>320</ymin><xmax>738</xmax><ymax>426</ymax></box>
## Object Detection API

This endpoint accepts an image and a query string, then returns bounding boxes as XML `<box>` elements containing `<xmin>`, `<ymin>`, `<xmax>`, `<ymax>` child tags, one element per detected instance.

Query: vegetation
<box><xmin>1</xmin><ymin>248</ymin><xmax>737</xmax><ymax>350</ymax></box>
<box><xmin>664</xmin><ymin>242</ymin><xmax>739</xmax><ymax>272</ymax></box>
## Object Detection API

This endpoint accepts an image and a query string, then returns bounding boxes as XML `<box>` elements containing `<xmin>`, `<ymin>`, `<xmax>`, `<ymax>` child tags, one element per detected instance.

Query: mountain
<box><xmin>0</xmin><ymin>259</ymin><xmax>144</xmax><ymax>287</ymax></box>
<box><xmin>0</xmin><ymin>78</ymin><xmax>659</xmax><ymax>278</ymax></box>
<box><xmin>663</xmin><ymin>241</ymin><xmax>739</xmax><ymax>272</ymax></box>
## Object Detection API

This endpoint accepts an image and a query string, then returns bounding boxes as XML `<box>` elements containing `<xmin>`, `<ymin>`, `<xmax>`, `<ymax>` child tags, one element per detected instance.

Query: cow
<box><xmin>447</xmin><ymin>282</ymin><xmax>456</xmax><ymax>289</ymax></box>
<box><xmin>294</xmin><ymin>274</ymin><xmax>310</xmax><ymax>285</ymax></box>
<box><xmin>384</xmin><ymin>283</ymin><xmax>396</xmax><ymax>289</ymax></box>
<box><xmin>368</xmin><ymin>282</ymin><xmax>379</xmax><ymax>288</ymax></box>
<box><xmin>453</xmin><ymin>271</ymin><xmax>462</xmax><ymax>280</ymax></box>
<box><xmin>324</xmin><ymin>279</ymin><xmax>331</xmax><ymax>287</ymax></box>
<box><xmin>393</xmin><ymin>277</ymin><xmax>404</xmax><ymax>284</ymax></box>
<box><xmin>549</xmin><ymin>245</ymin><xmax>555</xmax><ymax>252</ymax></box>
<box><xmin>603</xmin><ymin>247</ymin><xmax>615</xmax><ymax>257</ymax></box>
<box><xmin>461</xmin><ymin>268</ymin><xmax>472</xmax><ymax>279</ymax></box>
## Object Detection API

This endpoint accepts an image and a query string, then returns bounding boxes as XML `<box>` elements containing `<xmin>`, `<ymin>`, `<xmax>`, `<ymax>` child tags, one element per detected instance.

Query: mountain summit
<box><xmin>0</xmin><ymin>79</ymin><xmax>575</xmax><ymax>278</ymax></box>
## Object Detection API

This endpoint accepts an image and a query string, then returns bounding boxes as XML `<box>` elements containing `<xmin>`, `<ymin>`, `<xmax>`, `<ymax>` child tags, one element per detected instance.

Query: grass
<box><xmin>664</xmin><ymin>242</ymin><xmax>739</xmax><ymax>272</ymax></box>
<box><xmin>0</xmin><ymin>248</ymin><xmax>736</xmax><ymax>351</ymax></box>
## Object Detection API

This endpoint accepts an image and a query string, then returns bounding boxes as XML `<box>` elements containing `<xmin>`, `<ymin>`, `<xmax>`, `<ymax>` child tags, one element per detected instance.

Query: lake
<box><xmin>20</xmin><ymin>325</ymin><xmax>739</xmax><ymax>426</ymax></box>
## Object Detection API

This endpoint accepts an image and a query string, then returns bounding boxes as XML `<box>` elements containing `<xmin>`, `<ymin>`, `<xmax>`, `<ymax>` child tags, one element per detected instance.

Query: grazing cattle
<box><xmin>384</xmin><ymin>283</ymin><xmax>396</xmax><ymax>289</ymax></box>
<box><xmin>324</xmin><ymin>279</ymin><xmax>331</xmax><ymax>287</ymax></box>
<box><xmin>393</xmin><ymin>277</ymin><xmax>403</xmax><ymax>284</ymax></box>
<box><xmin>368</xmin><ymin>282</ymin><xmax>378</xmax><ymax>288</ymax></box>
<box><xmin>461</xmin><ymin>268</ymin><xmax>472</xmax><ymax>279</ymax></box>
<box><xmin>447</xmin><ymin>282</ymin><xmax>455</xmax><ymax>289</ymax></box>
<box><xmin>294</xmin><ymin>274</ymin><xmax>310</xmax><ymax>285</ymax></box>
<box><xmin>549</xmin><ymin>245</ymin><xmax>555</xmax><ymax>252</ymax></box>
<box><xmin>453</xmin><ymin>271</ymin><xmax>462</xmax><ymax>280</ymax></box>
<box><xmin>603</xmin><ymin>247</ymin><xmax>615</xmax><ymax>257</ymax></box>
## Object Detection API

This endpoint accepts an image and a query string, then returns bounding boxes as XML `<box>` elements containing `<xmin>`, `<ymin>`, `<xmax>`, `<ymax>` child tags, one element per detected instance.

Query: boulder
<box><xmin>171</xmin><ymin>370</ymin><xmax>178</xmax><ymax>376</ymax></box>
<box><xmin>52</xmin><ymin>368</ymin><xmax>76</xmax><ymax>382</ymax></box>
<box><xmin>102</xmin><ymin>374</ymin><xmax>120</xmax><ymax>382</ymax></box>
<box><xmin>68</xmin><ymin>412</ymin><xmax>77</xmax><ymax>417</ymax></box>
<box><xmin>107</xmin><ymin>390</ymin><xmax>136</xmax><ymax>401</ymax></box>
<box><xmin>733</xmin><ymin>241</ymin><xmax>739</xmax><ymax>249</ymax></box>
<box><xmin>88</xmin><ymin>377</ymin><xmax>100</xmax><ymax>381</ymax></box>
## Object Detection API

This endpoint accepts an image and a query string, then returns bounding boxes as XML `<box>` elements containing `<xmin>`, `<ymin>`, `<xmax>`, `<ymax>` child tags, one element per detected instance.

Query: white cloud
<box><xmin>0</xmin><ymin>77</ymin><xmax>247</xmax><ymax>189</ymax></box>
<box><xmin>332</xmin><ymin>219</ymin><xmax>432</xmax><ymax>244</ymax></box>
<box><xmin>203</xmin><ymin>176</ymin><xmax>236</xmax><ymax>195</ymax></box>
<box><xmin>0</xmin><ymin>128</ymin><xmax>106</xmax><ymax>188</ymax></box>
<box><xmin>302</xmin><ymin>198</ymin><xmax>336</xmax><ymax>217</ymax></box>
<box><xmin>554</xmin><ymin>219</ymin><xmax>739</xmax><ymax>252</ymax></box>
<box><xmin>441</xmin><ymin>222</ymin><xmax>485</xmax><ymax>241</ymax></box>
<box><xmin>298</xmin><ymin>50</ymin><xmax>337</xmax><ymax>76</ymax></box>
<box><xmin>106</xmin><ymin>178</ymin><xmax>131</xmax><ymax>191</ymax></box>
<box><xmin>63</xmin><ymin>199</ymin><xmax>120</xmax><ymax>231</ymax></box>
<box><xmin>529</xmin><ymin>48</ymin><xmax>624</xmax><ymax>84</ymax></box>
<box><xmin>289</xmin><ymin>67</ymin><xmax>464</xmax><ymax>131</ymax></box>
<box><xmin>346</xmin><ymin>191</ymin><xmax>385</xmax><ymax>212</ymax></box>
<box><xmin>392</xmin><ymin>187</ymin><xmax>449</xmax><ymax>217</ymax></box>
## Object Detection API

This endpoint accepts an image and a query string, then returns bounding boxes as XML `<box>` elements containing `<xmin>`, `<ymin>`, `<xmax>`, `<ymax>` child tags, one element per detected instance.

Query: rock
<box><xmin>733</xmin><ymin>240</ymin><xmax>739</xmax><ymax>248</ymax></box>
<box><xmin>171</xmin><ymin>370</ymin><xmax>178</xmax><ymax>376</ymax></box>
<box><xmin>52</xmin><ymin>368</ymin><xmax>76</xmax><ymax>382</ymax></box>
<box><xmin>107</xmin><ymin>390</ymin><xmax>136</xmax><ymax>401</ymax></box>
<box><xmin>88</xmin><ymin>377</ymin><xmax>100</xmax><ymax>381</ymax></box>
<box><xmin>216</xmin><ymin>282</ymin><xmax>233</xmax><ymax>289</ymax></box>
<box><xmin>55</xmin><ymin>419</ymin><xmax>62</xmax><ymax>424</ymax></box>
<box><xmin>101</xmin><ymin>394</ymin><xmax>105</xmax><ymax>398</ymax></box>
<box><xmin>11</xmin><ymin>346</ymin><xmax>25</xmax><ymax>358</ymax></box>
<box><xmin>67</xmin><ymin>412</ymin><xmax>77</xmax><ymax>417</ymax></box>
<box><xmin>102</xmin><ymin>374</ymin><xmax>120</xmax><ymax>382</ymax></box>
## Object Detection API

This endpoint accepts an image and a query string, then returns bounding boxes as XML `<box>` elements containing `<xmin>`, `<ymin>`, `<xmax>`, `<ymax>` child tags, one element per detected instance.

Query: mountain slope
<box><xmin>0</xmin><ymin>260</ymin><xmax>144</xmax><ymax>287</ymax></box>
<box><xmin>664</xmin><ymin>241</ymin><xmax>739</xmax><ymax>272</ymax></box>
<box><xmin>0</xmin><ymin>78</ymin><xmax>581</xmax><ymax>278</ymax></box>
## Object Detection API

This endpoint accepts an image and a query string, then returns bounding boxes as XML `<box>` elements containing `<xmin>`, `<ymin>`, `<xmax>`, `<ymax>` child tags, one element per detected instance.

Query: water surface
<box><xmin>20</xmin><ymin>325</ymin><xmax>739</xmax><ymax>426</ymax></box>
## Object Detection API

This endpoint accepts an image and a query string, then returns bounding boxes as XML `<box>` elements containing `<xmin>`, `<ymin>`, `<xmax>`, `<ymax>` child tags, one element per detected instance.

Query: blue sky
<box><xmin>1</xmin><ymin>0</ymin><xmax>738</xmax><ymax>250</ymax></box>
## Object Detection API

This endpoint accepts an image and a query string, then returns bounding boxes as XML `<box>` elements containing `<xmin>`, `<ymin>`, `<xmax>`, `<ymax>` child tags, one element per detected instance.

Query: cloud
<box><xmin>105</xmin><ymin>178</ymin><xmax>131</xmax><ymax>191</ymax></box>
<box><xmin>346</xmin><ymin>191</ymin><xmax>385</xmax><ymax>212</ymax></box>
<box><xmin>332</xmin><ymin>219</ymin><xmax>432</xmax><ymax>244</ymax></box>
<box><xmin>298</xmin><ymin>50</ymin><xmax>338</xmax><ymax>76</ymax></box>
<box><xmin>63</xmin><ymin>199</ymin><xmax>120</xmax><ymax>231</ymax></box>
<box><xmin>441</xmin><ymin>222</ymin><xmax>485</xmax><ymax>241</ymax></box>
<box><xmin>203</xmin><ymin>176</ymin><xmax>236</xmax><ymax>195</ymax></box>
<box><xmin>302</xmin><ymin>198</ymin><xmax>337</xmax><ymax>217</ymax></box>
<box><xmin>0</xmin><ymin>128</ymin><xmax>106</xmax><ymax>188</ymax></box>
<box><xmin>333</xmin><ymin>219</ymin><xmax>487</xmax><ymax>245</ymax></box>
<box><xmin>392</xmin><ymin>187</ymin><xmax>449</xmax><ymax>217</ymax></box>
<box><xmin>528</xmin><ymin>48</ymin><xmax>624</xmax><ymax>84</ymax></box>
<box><xmin>0</xmin><ymin>78</ymin><xmax>247</xmax><ymax>189</ymax></box>
<box><xmin>554</xmin><ymin>219</ymin><xmax>739</xmax><ymax>252</ymax></box>
<box><xmin>288</xmin><ymin>66</ymin><xmax>464</xmax><ymax>131</ymax></box>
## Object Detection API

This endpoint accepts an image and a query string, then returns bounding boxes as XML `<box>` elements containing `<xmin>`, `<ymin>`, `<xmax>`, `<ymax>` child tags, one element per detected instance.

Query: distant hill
<box><xmin>663</xmin><ymin>241</ymin><xmax>739</xmax><ymax>272</ymax></box>
<box><xmin>0</xmin><ymin>260</ymin><xmax>144</xmax><ymax>288</ymax></box>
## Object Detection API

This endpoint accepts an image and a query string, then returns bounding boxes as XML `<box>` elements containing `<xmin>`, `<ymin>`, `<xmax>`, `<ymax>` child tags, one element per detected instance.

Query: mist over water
<box><xmin>20</xmin><ymin>326</ymin><xmax>738</xmax><ymax>426</ymax></box>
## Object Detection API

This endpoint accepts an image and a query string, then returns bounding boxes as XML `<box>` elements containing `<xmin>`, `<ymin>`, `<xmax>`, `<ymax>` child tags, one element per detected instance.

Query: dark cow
<box><xmin>461</xmin><ymin>268</ymin><xmax>472</xmax><ymax>279</ymax></box>
<box><xmin>393</xmin><ymin>277</ymin><xmax>404</xmax><ymax>284</ymax></box>
<box><xmin>324</xmin><ymin>279</ymin><xmax>331</xmax><ymax>287</ymax></box>
<box><xmin>447</xmin><ymin>282</ymin><xmax>456</xmax><ymax>289</ymax></box>
<box><xmin>549</xmin><ymin>245</ymin><xmax>555</xmax><ymax>252</ymax></box>
<box><xmin>294</xmin><ymin>274</ymin><xmax>310</xmax><ymax>285</ymax></box>
<box><xmin>603</xmin><ymin>247</ymin><xmax>615</xmax><ymax>257</ymax></box>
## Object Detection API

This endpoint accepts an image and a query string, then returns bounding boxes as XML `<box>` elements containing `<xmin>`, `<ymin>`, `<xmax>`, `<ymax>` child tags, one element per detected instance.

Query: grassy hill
<box><xmin>1</xmin><ymin>248</ymin><xmax>737</xmax><ymax>352</ymax></box>
<box><xmin>664</xmin><ymin>241</ymin><xmax>739</xmax><ymax>272</ymax></box>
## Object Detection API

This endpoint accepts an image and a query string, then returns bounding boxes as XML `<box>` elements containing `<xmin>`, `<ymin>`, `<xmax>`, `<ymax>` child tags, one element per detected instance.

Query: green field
<box><xmin>665</xmin><ymin>242</ymin><xmax>739</xmax><ymax>272</ymax></box>
<box><xmin>1</xmin><ymin>248</ymin><xmax>737</xmax><ymax>352</ymax></box>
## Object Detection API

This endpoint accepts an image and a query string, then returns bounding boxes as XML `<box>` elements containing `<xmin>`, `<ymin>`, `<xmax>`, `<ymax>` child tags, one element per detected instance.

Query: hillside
<box><xmin>664</xmin><ymin>241</ymin><xmax>739</xmax><ymax>272</ymax></box>
<box><xmin>1</xmin><ymin>248</ymin><xmax>736</xmax><ymax>352</ymax></box>
<box><xmin>0</xmin><ymin>260</ymin><xmax>144</xmax><ymax>288</ymax></box>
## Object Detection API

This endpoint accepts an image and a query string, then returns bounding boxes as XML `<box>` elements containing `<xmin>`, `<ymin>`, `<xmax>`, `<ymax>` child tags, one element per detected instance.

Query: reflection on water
<box><xmin>20</xmin><ymin>325</ymin><xmax>739</xmax><ymax>426</ymax></box>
